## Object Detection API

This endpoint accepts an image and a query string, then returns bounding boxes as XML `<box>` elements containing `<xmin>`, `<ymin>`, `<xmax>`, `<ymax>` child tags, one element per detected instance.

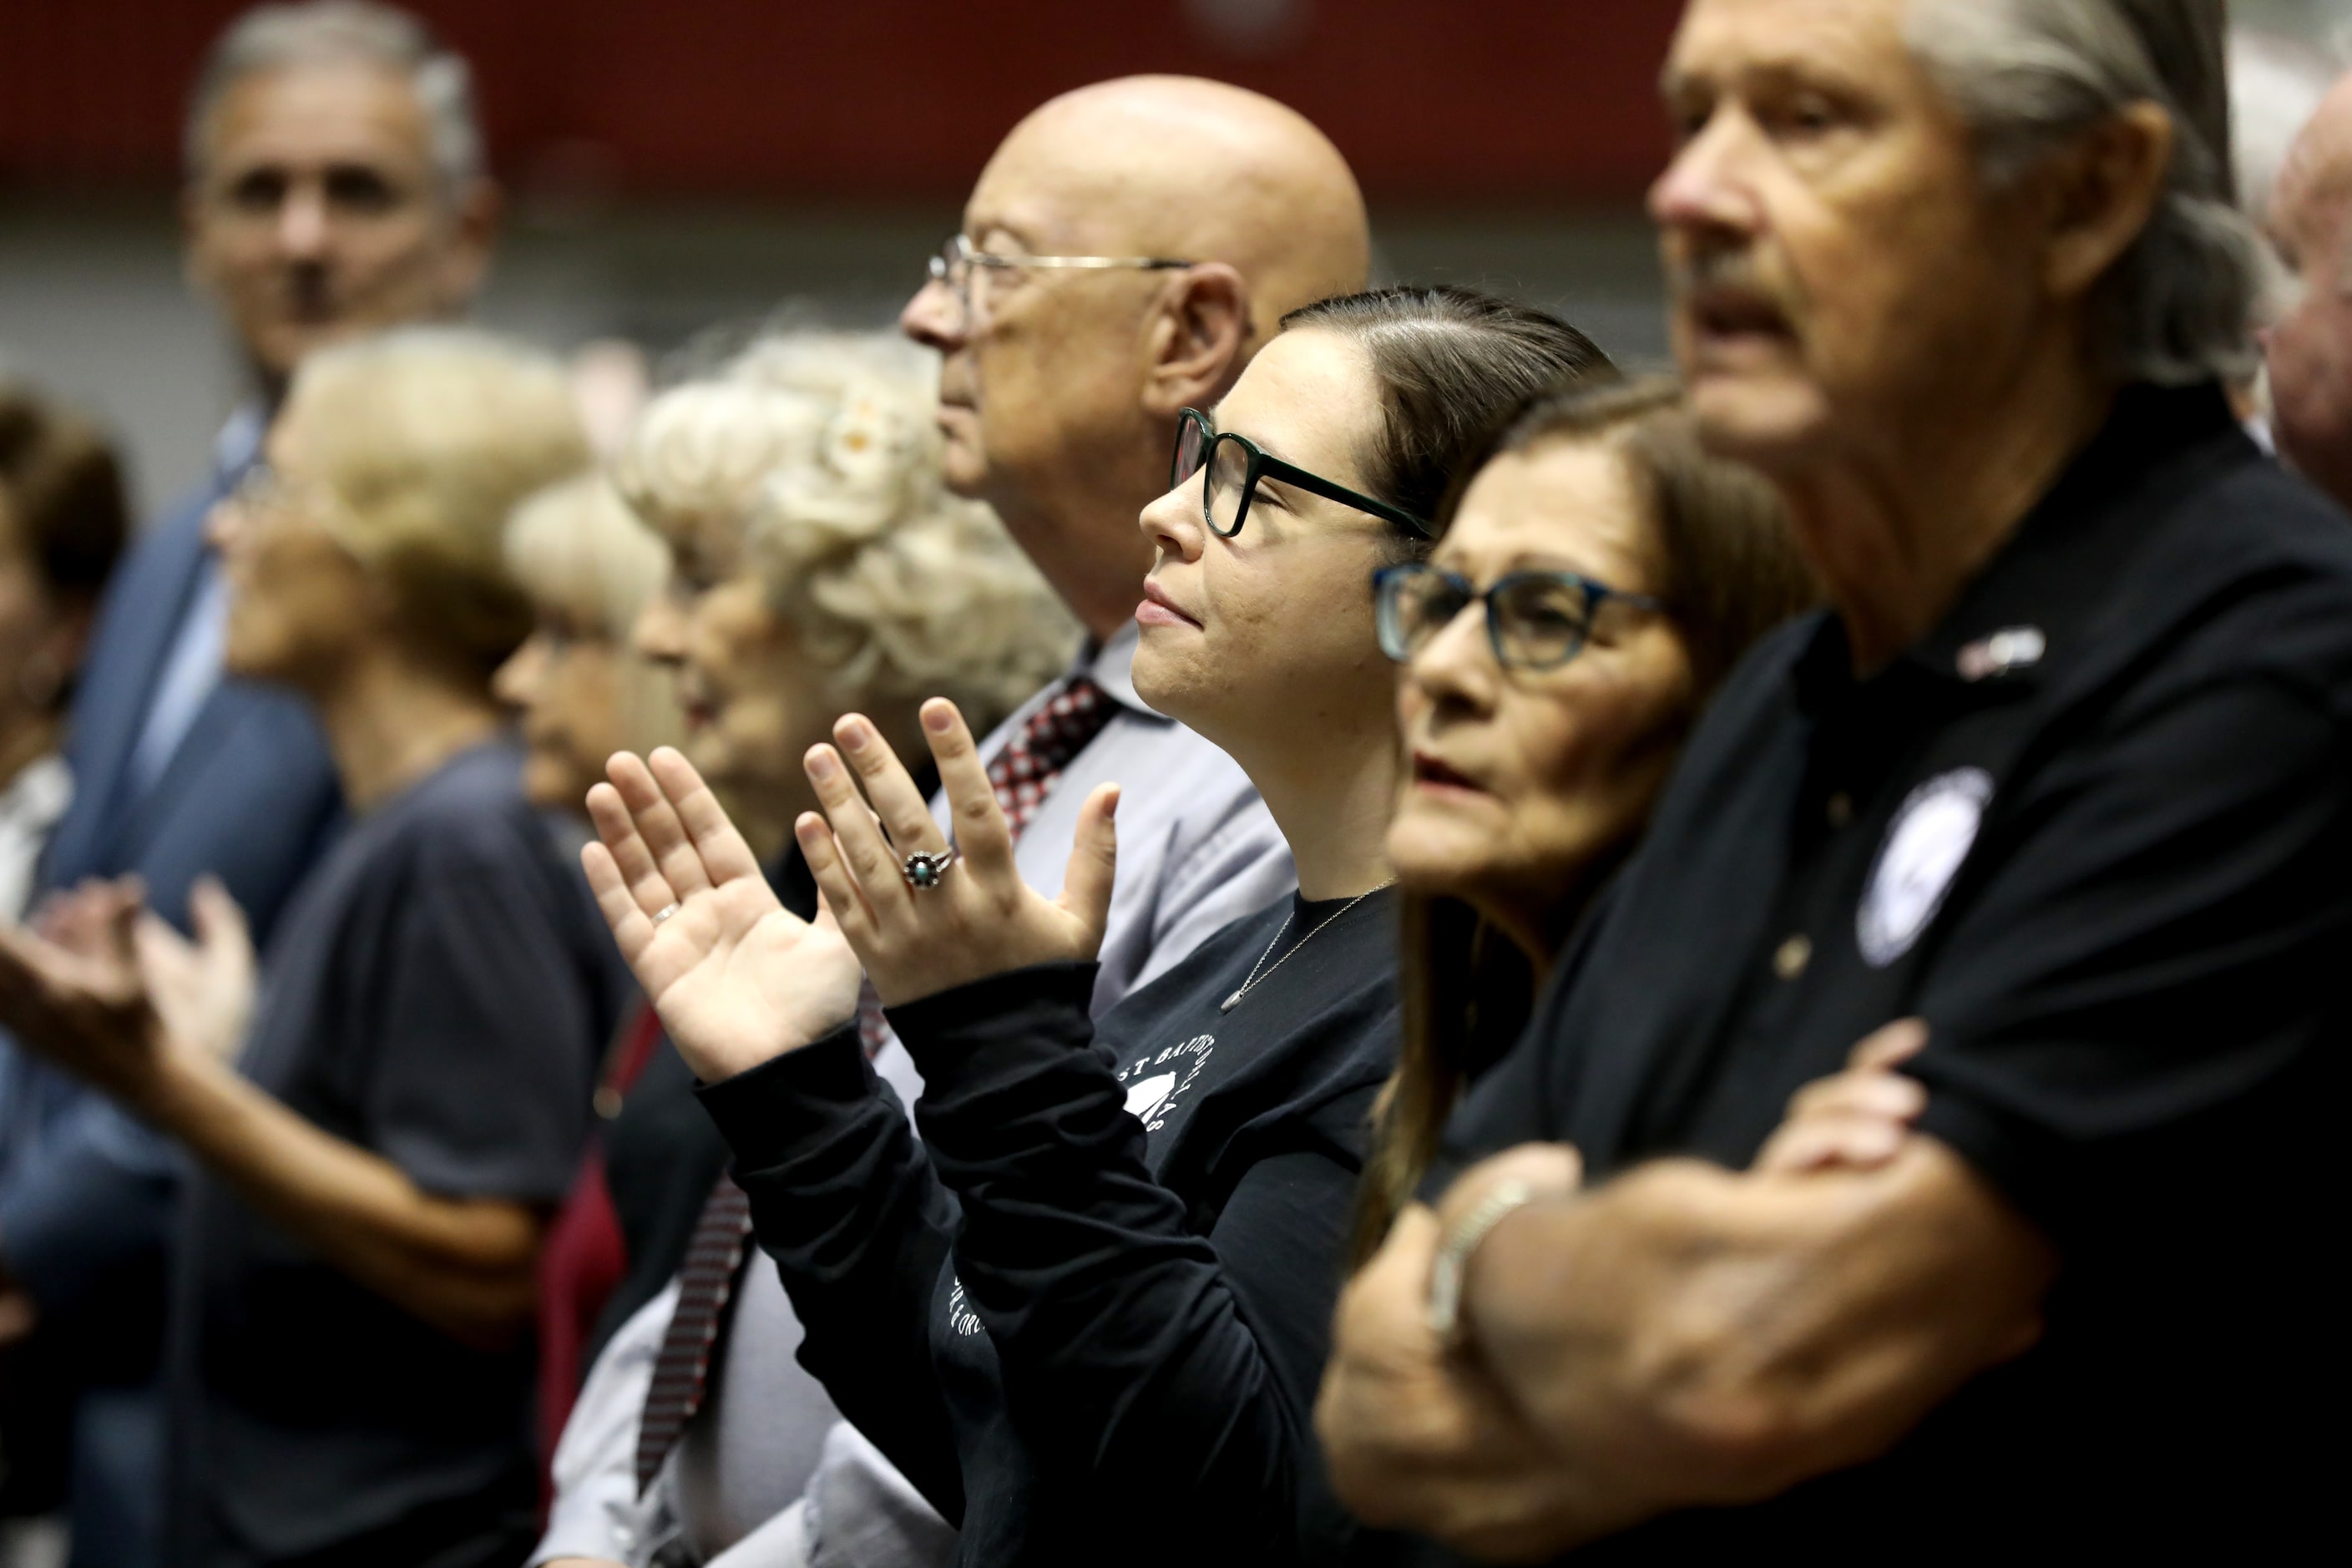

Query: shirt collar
<box><xmin>1794</xmin><ymin>381</ymin><xmax>2244</xmax><ymax>711</ymax></box>
<box><xmin>0</xmin><ymin>754</ymin><xmax>72</xmax><ymax>835</ymax></box>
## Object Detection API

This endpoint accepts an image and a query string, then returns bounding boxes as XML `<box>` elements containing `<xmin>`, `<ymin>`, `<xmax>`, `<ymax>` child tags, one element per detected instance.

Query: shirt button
<box><xmin>1826</xmin><ymin>792</ymin><xmax>1854</xmax><ymax>828</ymax></box>
<box><xmin>593</xmin><ymin>1085</ymin><xmax>624</xmax><ymax>1120</ymax></box>
<box><xmin>1773</xmin><ymin>934</ymin><xmax>1812</xmax><ymax>979</ymax></box>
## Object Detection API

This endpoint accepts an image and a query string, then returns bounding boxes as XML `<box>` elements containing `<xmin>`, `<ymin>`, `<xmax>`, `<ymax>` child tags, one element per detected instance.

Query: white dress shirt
<box><xmin>0</xmin><ymin>753</ymin><xmax>72</xmax><ymax>923</ymax></box>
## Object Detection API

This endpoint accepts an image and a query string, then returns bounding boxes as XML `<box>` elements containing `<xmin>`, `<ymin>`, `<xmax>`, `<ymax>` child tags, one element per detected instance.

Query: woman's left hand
<box><xmin>0</xmin><ymin>881</ymin><xmax>174</xmax><ymax>1109</ymax></box>
<box><xmin>800</xmin><ymin>697</ymin><xmax>1120</xmax><ymax>1007</ymax></box>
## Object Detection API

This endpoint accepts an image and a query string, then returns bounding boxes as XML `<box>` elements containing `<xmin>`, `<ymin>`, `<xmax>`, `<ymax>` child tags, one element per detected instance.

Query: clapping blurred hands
<box><xmin>124</xmin><ymin>875</ymin><xmax>256</xmax><ymax>1065</ymax></box>
<box><xmin>0</xmin><ymin>877</ymin><xmax>169</xmax><ymax>1105</ymax></box>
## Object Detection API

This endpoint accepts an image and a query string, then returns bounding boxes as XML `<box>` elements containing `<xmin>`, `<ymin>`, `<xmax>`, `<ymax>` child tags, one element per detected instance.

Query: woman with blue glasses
<box><xmin>1353</xmin><ymin>377</ymin><xmax>1818</xmax><ymax>1261</ymax></box>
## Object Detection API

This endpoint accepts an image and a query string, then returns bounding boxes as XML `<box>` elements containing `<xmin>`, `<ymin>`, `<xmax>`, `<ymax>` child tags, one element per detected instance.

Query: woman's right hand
<box><xmin>582</xmin><ymin>748</ymin><xmax>864</xmax><ymax>1083</ymax></box>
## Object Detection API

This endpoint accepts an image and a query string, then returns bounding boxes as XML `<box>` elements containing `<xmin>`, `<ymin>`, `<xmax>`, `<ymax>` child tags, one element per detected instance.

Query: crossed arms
<box><xmin>1317</xmin><ymin>1025</ymin><xmax>2057</xmax><ymax>1562</ymax></box>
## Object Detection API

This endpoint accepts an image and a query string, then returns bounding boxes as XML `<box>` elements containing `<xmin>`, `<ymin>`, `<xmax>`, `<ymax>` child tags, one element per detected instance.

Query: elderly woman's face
<box><xmin>207</xmin><ymin>408</ymin><xmax>380</xmax><ymax>690</ymax></box>
<box><xmin>633</xmin><ymin>519</ymin><xmax>827</xmax><ymax>807</ymax></box>
<box><xmin>1131</xmin><ymin>327</ymin><xmax>1399</xmax><ymax>759</ymax></box>
<box><xmin>493</xmin><ymin>604</ymin><xmax>628</xmax><ymax>812</ymax></box>
<box><xmin>1648</xmin><ymin>0</ymin><xmax>2050</xmax><ymax>471</ymax></box>
<box><xmin>1387</xmin><ymin>441</ymin><xmax>1695</xmax><ymax>948</ymax></box>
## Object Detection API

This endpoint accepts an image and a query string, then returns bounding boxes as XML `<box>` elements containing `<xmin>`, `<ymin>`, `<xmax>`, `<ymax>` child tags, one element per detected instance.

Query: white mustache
<box><xmin>1667</xmin><ymin>247</ymin><xmax>1769</xmax><ymax>300</ymax></box>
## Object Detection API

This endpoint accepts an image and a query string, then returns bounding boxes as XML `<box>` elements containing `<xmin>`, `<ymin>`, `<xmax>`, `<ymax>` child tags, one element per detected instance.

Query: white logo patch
<box><xmin>1123</xmin><ymin>1073</ymin><xmax>1178</xmax><ymax>1123</ymax></box>
<box><xmin>1115</xmin><ymin>1034</ymin><xmax>1214</xmax><ymax>1132</ymax></box>
<box><xmin>1856</xmin><ymin>768</ymin><xmax>1993</xmax><ymax>968</ymax></box>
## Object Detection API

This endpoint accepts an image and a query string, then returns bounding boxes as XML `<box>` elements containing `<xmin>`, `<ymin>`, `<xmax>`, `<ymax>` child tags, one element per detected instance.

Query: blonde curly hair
<box><xmin>502</xmin><ymin>470</ymin><xmax>685</xmax><ymax>757</ymax></box>
<box><xmin>293</xmin><ymin>327</ymin><xmax>590</xmax><ymax>681</ymax></box>
<box><xmin>614</xmin><ymin>331</ymin><xmax>1076</xmax><ymax>731</ymax></box>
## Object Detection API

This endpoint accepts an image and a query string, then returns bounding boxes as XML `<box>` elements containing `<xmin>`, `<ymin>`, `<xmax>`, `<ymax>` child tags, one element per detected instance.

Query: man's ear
<box><xmin>1140</xmin><ymin>263</ymin><xmax>1253</xmax><ymax>419</ymax></box>
<box><xmin>181</xmin><ymin>183</ymin><xmax>222</xmax><ymax>305</ymax></box>
<box><xmin>435</xmin><ymin>176</ymin><xmax>504</xmax><ymax>316</ymax></box>
<box><xmin>2040</xmin><ymin>100</ymin><xmax>2174</xmax><ymax>303</ymax></box>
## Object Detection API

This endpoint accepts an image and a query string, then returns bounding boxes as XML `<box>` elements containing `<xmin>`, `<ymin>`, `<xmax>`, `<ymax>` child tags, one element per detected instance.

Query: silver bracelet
<box><xmin>1424</xmin><ymin>1177</ymin><xmax>1538</xmax><ymax>1349</ymax></box>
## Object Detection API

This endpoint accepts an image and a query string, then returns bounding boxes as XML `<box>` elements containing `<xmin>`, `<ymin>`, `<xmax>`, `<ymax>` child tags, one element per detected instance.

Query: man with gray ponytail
<box><xmin>1323</xmin><ymin>1</ymin><xmax>2341</xmax><ymax>1559</ymax></box>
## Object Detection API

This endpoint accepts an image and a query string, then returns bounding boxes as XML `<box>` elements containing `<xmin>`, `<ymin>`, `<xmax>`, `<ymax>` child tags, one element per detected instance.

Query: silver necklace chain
<box><xmin>1220</xmin><ymin>882</ymin><xmax>1393</xmax><ymax>1014</ymax></box>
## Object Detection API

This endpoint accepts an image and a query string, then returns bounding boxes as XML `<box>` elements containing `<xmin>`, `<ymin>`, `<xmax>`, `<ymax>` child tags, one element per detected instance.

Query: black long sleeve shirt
<box><xmin>698</xmin><ymin>889</ymin><xmax>1402</xmax><ymax>1567</ymax></box>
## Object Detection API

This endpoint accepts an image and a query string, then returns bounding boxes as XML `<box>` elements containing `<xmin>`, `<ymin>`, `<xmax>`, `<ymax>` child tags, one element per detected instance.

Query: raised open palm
<box><xmin>582</xmin><ymin>748</ymin><xmax>863</xmax><ymax>1083</ymax></box>
<box><xmin>798</xmin><ymin>699</ymin><xmax>1117</xmax><ymax>1007</ymax></box>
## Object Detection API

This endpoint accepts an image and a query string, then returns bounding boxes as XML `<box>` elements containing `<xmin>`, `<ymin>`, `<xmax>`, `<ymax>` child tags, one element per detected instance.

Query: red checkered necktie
<box><xmin>986</xmin><ymin>675</ymin><xmax>1115</xmax><ymax>839</ymax></box>
<box><xmin>634</xmin><ymin>1177</ymin><xmax>753</xmax><ymax>1493</ymax></box>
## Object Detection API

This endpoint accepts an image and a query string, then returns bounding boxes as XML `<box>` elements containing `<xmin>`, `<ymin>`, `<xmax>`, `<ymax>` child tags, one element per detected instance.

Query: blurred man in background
<box><xmin>2264</xmin><ymin>71</ymin><xmax>2352</xmax><ymax>509</ymax></box>
<box><xmin>0</xmin><ymin>5</ymin><xmax>496</xmax><ymax>1563</ymax></box>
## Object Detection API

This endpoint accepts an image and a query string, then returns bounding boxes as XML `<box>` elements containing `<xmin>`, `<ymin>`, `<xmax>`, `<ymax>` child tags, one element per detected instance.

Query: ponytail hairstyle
<box><xmin>1278</xmin><ymin>286</ymin><xmax>1618</xmax><ymax>558</ymax></box>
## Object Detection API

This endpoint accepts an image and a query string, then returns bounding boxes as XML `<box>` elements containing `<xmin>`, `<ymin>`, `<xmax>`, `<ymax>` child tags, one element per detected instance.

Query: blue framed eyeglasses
<box><xmin>1373</xmin><ymin>561</ymin><xmax>1664</xmax><ymax>670</ymax></box>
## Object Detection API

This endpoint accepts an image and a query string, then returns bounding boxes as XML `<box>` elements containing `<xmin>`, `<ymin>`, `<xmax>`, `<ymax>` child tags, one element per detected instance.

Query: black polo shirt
<box><xmin>1441</xmin><ymin>383</ymin><xmax>2349</xmax><ymax>1560</ymax></box>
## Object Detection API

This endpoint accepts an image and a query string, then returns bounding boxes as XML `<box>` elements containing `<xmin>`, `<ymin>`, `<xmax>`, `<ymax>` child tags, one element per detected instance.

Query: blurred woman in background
<box><xmin>0</xmin><ymin>328</ymin><xmax>615</xmax><ymax>1567</ymax></box>
<box><xmin>534</xmin><ymin>330</ymin><xmax>1073</xmax><ymax>1568</ymax></box>
<box><xmin>0</xmin><ymin>379</ymin><xmax>130</xmax><ymax>1540</ymax></box>
<box><xmin>493</xmin><ymin>472</ymin><xmax>688</xmax><ymax>1474</ymax></box>
<box><xmin>0</xmin><ymin>382</ymin><xmax>128</xmax><ymax>923</ymax></box>
<box><xmin>1354</xmin><ymin>377</ymin><xmax>1818</xmax><ymax>1256</ymax></box>
<box><xmin>498</xmin><ymin>473</ymin><xmax>685</xmax><ymax>831</ymax></box>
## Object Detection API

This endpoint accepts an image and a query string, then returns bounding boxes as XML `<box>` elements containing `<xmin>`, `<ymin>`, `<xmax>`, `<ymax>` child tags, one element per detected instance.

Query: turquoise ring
<box><xmin>900</xmin><ymin>848</ymin><xmax>957</xmax><ymax>891</ymax></box>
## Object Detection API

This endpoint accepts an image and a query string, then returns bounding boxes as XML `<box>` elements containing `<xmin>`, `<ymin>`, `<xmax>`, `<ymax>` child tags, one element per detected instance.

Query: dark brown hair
<box><xmin>0</xmin><ymin>380</ymin><xmax>131</xmax><ymax>650</ymax></box>
<box><xmin>1279</xmin><ymin>286</ymin><xmax>1619</xmax><ymax>551</ymax></box>
<box><xmin>1353</xmin><ymin>378</ymin><xmax>1818</xmax><ymax>1262</ymax></box>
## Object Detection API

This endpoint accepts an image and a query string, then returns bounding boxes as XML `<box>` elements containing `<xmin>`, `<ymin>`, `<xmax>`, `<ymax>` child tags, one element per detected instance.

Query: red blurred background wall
<box><xmin>0</xmin><ymin>0</ymin><xmax>1683</xmax><ymax>201</ymax></box>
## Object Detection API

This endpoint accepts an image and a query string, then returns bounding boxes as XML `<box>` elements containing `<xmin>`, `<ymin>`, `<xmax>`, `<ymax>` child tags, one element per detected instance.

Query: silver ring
<box><xmin>651</xmin><ymin>902</ymin><xmax>682</xmax><ymax>926</ymax></box>
<box><xmin>900</xmin><ymin>847</ymin><xmax>957</xmax><ymax>891</ymax></box>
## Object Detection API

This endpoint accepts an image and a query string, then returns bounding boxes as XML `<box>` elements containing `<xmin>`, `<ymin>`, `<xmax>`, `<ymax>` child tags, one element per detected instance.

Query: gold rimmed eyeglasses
<box><xmin>926</xmin><ymin>234</ymin><xmax>1194</xmax><ymax>326</ymax></box>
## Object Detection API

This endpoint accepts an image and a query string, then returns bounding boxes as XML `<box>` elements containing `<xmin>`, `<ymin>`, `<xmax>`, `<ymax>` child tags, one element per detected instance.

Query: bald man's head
<box><xmin>902</xmin><ymin>76</ymin><xmax>1369</xmax><ymax>639</ymax></box>
<box><xmin>2265</xmin><ymin>73</ymin><xmax>2352</xmax><ymax>509</ymax></box>
<box><xmin>982</xmin><ymin>76</ymin><xmax>1369</xmax><ymax>336</ymax></box>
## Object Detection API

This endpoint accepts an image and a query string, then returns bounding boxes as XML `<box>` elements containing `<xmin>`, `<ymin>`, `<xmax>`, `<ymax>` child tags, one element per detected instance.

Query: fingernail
<box><xmin>806</xmin><ymin>747</ymin><xmax>837</xmax><ymax>781</ymax></box>
<box><xmin>794</xmin><ymin>812</ymin><xmax>826</xmax><ymax>840</ymax></box>
<box><xmin>923</xmin><ymin>702</ymin><xmax>953</xmax><ymax>733</ymax></box>
<box><xmin>839</xmin><ymin>720</ymin><xmax>869</xmax><ymax>751</ymax></box>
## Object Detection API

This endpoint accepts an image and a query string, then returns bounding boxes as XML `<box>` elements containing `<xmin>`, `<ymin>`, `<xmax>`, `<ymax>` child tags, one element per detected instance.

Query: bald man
<box><xmin>534</xmin><ymin>78</ymin><xmax>1368</xmax><ymax>1568</ymax></box>
<box><xmin>2266</xmin><ymin>72</ymin><xmax>2352</xmax><ymax>510</ymax></box>
<box><xmin>908</xmin><ymin>75</ymin><xmax>1369</xmax><ymax>640</ymax></box>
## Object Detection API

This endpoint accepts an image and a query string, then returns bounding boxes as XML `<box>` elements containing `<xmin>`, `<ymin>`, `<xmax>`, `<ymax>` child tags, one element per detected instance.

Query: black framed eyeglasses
<box><xmin>1171</xmin><ymin>407</ymin><xmax>1430</xmax><ymax>540</ymax></box>
<box><xmin>1373</xmin><ymin>561</ymin><xmax>1664</xmax><ymax>671</ymax></box>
